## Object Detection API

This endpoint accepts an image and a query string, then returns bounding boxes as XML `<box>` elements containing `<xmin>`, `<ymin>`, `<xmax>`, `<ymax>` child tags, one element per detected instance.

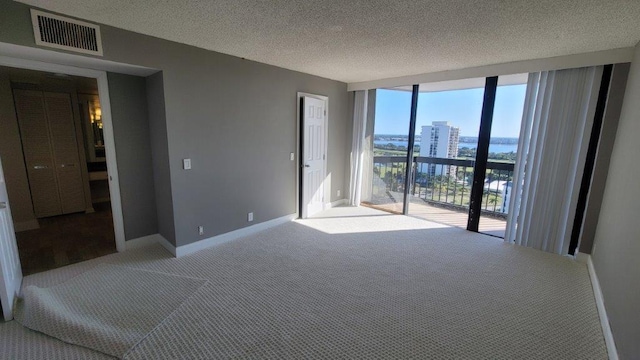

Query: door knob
<box><xmin>304</xmin><ymin>164</ymin><xmax>310</xmax><ymax>168</ymax></box>
<box><xmin>0</xmin><ymin>202</ymin><xmax>6</xmax><ymax>209</ymax></box>
<box><xmin>33</xmin><ymin>165</ymin><xmax>48</xmax><ymax>169</ymax></box>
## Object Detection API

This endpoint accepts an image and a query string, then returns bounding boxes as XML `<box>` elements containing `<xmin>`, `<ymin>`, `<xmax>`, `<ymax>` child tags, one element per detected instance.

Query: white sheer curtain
<box><xmin>349</xmin><ymin>90</ymin><xmax>368</xmax><ymax>206</ymax></box>
<box><xmin>505</xmin><ymin>67</ymin><xmax>602</xmax><ymax>255</ymax></box>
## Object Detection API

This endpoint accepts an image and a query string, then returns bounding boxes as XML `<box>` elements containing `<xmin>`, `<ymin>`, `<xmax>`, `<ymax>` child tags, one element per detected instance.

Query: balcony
<box><xmin>363</xmin><ymin>156</ymin><xmax>514</xmax><ymax>237</ymax></box>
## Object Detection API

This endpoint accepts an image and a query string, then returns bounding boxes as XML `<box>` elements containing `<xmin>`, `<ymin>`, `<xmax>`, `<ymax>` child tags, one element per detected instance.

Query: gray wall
<box><xmin>578</xmin><ymin>63</ymin><xmax>630</xmax><ymax>254</ymax></box>
<box><xmin>591</xmin><ymin>42</ymin><xmax>640</xmax><ymax>359</ymax></box>
<box><xmin>145</xmin><ymin>72</ymin><xmax>175</xmax><ymax>245</ymax></box>
<box><xmin>0</xmin><ymin>0</ymin><xmax>350</xmax><ymax>247</ymax></box>
<box><xmin>107</xmin><ymin>72</ymin><xmax>158</xmax><ymax>240</ymax></box>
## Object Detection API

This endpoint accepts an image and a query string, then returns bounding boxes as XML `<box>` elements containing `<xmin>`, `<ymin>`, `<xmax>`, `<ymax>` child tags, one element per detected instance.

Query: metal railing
<box><xmin>372</xmin><ymin>156</ymin><xmax>515</xmax><ymax>217</ymax></box>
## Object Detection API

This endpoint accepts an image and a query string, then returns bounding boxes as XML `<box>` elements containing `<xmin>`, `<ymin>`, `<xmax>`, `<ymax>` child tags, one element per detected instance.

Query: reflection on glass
<box><xmin>407</xmin><ymin>82</ymin><xmax>484</xmax><ymax>228</ymax></box>
<box><xmin>79</xmin><ymin>94</ymin><xmax>105</xmax><ymax>162</ymax></box>
<box><xmin>478</xmin><ymin>81</ymin><xmax>527</xmax><ymax>237</ymax></box>
<box><xmin>359</xmin><ymin>77</ymin><xmax>527</xmax><ymax>236</ymax></box>
<box><xmin>360</xmin><ymin>88</ymin><xmax>412</xmax><ymax>213</ymax></box>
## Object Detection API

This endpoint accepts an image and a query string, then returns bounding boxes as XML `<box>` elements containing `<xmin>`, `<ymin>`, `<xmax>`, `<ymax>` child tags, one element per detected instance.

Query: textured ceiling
<box><xmin>16</xmin><ymin>0</ymin><xmax>640</xmax><ymax>83</ymax></box>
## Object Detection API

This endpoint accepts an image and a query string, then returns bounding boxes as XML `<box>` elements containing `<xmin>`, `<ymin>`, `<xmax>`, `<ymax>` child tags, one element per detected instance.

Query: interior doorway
<box><xmin>0</xmin><ymin>65</ymin><xmax>116</xmax><ymax>275</ymax></box>
<box><xmin>297</xmin><ymin>93</ymin><xmax>329</xmax><ymax>219</ymax></box>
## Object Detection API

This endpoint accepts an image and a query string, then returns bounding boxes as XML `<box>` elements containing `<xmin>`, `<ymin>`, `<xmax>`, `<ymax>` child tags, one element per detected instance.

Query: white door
<box><xmin>302</xmin><ymin>96</ymin><xmax>326</xmax><ymax>218</ymax></box>
<box><xmin>0</xmin><ymin>157</ymin><xmax>22</xmax><ymax>321</ymax></box>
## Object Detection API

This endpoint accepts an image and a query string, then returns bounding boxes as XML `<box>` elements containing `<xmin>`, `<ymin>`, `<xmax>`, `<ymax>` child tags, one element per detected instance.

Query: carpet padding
<box><xmin>15</xmin><ymin>264</ymin><xmax>207</xmax><ymax>358</ymax></box>
<box><xmin>1</xmin><ymin>207</ymin><xmax>607</xmax><ymax>359</ymax></box>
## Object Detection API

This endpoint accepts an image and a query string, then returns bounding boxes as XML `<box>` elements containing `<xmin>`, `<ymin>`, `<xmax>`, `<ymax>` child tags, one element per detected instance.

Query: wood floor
<box><xmin>16</xmin><ymin>202</ymin><xmax>117</xmax><ymax>275</ymax></box>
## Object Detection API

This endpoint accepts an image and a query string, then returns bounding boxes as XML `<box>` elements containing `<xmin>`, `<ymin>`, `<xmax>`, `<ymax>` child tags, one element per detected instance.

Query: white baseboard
<box><xmin>583</xmin><ymin>254</ymin><xmax>618</xmax><ymax>360</ymax></box>
<box><xmin>14</xmin><ymin>219</ymin><xmax>39</xmax><ymax>232</ymax></box>
<box><xmin>174</xmin><ymin>213</ymin><xmax>296</xmax><ymax>258</ymax></box>
<box><xmin>325</xmin><ymin>199</ymin><xmax>347</xmax><ymax>209</ymax></box>
<box><xmin>122</xmin><ymin>213</ymin><xmax>296</xmax><ymax>258</ymax></box>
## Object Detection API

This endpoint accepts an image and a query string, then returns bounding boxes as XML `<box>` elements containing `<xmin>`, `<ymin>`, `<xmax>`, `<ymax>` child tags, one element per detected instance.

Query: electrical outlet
<box><xmin>198</xmin><ymin>225</ymin><xmax>204</xmax><ymax>235</ymax></box>
<box><xmin>290</xmin><ymin>152</ymin><xmax>295</xmax><ymax>161</ymax></box>
<box><xmin>183</xmin><ymin>158</ymin><xmax>192</xmax><ymax>170</ymax></box>
<box><xmin>248</xmin><ymin>212</ymin><xmax>254</xmax><ymax>222</ymax></box>
<box><xmin>337</xmin><ymin>190</ymin><xmax>341</xmax><ymax>197</ymax></box>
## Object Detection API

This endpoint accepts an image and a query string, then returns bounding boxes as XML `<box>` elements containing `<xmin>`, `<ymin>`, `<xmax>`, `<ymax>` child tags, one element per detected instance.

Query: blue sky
<box><xmin>374</xmin><ymin>84</ymin><xmax>526</xmax><ymax>138</ymax></box>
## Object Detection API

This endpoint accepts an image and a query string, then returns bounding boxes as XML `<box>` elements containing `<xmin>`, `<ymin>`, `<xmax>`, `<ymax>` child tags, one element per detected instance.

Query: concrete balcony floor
<box><xmin>363</xmin><ymin>192</ymin><xmax>507</xmax><ymax>238</ymax></box>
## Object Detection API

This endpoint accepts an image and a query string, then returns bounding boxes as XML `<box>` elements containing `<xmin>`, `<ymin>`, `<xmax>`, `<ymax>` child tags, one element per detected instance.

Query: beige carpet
<box><xmin>14</xmin><ymin>264</ymin><xmax>207</xmax><ymax>358</ymax></box>
<box><xmin>0</xmin><ymin>206</ymin><xmax>607</xmax><ymax>359</ymax></box>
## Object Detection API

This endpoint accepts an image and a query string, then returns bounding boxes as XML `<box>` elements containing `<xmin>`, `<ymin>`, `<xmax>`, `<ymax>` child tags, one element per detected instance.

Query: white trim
<box><xmin>347</xmin><ymin>48</ymin><xmax>634</xmax><ymax>91</ymax></box>
<box><xmin>121</xmin><ymin>214</ymin><xmax>296</xmax><ymax>258</ymax></box>
<box><xmin>583</xmin><ymin>254</ymin><xmax>619</xmax><ymax>360</ymax></box>
<box><xmin>392</xmin><ymin>73</ymin><xmax>528</xmax><ymax>93</ymax></box>
<box><xmin>95</xmin><ymin>72</ymin><xmax>126</xmax><ymax>252</ymax></box>
<box><xmin>0</xmin><ymin>54</ymin><xmax>127</xmax><ymax>252</ymax></box>
<box><xmin>0</xmin><ymin>42</ymin><xmax>156</xmax><ymax>77</ymax></box>
<box><xmin>325</xmin><ymin>199</ymin><xmax>347</xmax><ymax>209</ymax></box>
<box><xmin>296</xmin><ymin>92</ymin><xmax>329</xmax><ymax>219</ymax></box>
<box><xmin>174</xmin><ymin>213</ymin><xmax>296</xmax><ymax>257</ymax></box>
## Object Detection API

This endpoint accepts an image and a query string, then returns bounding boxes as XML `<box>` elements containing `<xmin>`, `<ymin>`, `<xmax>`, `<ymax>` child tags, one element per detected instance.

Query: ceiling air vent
<box><xmin>30</xmin><ymin>9</ymin><xmax>103</xmax><ymax>56</ymax></box>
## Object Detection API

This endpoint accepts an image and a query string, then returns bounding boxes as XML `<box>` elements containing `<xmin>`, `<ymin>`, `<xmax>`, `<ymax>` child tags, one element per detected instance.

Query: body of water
<box><xmin>374</xmin><ymin>140</ymin><xmax>518</xmax><ymax>153</ymax></box>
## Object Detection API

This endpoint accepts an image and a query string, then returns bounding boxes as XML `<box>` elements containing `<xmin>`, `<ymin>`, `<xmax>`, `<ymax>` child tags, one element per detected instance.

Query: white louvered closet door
<box><xmin>13</xmin><ymin>89</ymin><xmax>63</xmax><ymax>217</ymax></box>
<box><xmin>14</xmin><ymin>90</ymin><xmax>86</xmax><ymax>217</ymax></box>
<box><xmin>44</xmin><ymin>92</ymin><xmax>86</xmax><ymax>214</ymax></box>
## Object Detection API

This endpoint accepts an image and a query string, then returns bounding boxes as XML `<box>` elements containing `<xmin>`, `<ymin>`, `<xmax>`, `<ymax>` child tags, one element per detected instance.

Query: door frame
<box><xmin>296</xmin><ymin>92</ymin><xmax>329</xmax><ymax>219</ymax></box>
<box><xmin>0</xmin><ymin>55</ymin><xmax>127</xmax><ymax>252</ymax></box>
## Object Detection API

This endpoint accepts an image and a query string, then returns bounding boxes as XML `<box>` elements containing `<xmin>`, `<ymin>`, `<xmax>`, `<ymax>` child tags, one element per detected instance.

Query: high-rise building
<box><xmin>419</xmin><ymin>121</ymin><xmax>460</xmax><ymax>176</ymax></box>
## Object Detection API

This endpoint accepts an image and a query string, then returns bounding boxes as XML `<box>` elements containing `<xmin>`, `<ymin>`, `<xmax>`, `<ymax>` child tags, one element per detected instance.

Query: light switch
<box><xmin>183</xmin><ymin>158</ymin><xmax>192</xmax><ymax>170</ymax></box>
<box><xmin>290</xmin><ymin>152</ymin><xmax>295</xmax><ymax>161</ymax></box>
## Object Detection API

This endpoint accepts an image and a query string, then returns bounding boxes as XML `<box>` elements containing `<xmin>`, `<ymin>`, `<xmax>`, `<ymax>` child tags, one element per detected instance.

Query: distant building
<box><xmin>484</xmin><ymin>180</ymin><xmax>511</xmax><ymax>214</ymax></box>
<box><xmin>419</xmin><ymin>121</ymin><xmax>460</xmax><ymax>176</ymax></box>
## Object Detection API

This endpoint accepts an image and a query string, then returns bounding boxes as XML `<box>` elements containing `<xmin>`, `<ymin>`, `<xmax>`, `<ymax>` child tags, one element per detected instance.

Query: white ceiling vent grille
<box><xmin>30</xmin><ymin>9</ymin><xmax>103</xmax><ymax>56</ymax></box>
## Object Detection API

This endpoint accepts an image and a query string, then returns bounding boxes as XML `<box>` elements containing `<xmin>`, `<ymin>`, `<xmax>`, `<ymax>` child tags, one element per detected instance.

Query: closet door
<box><xmin>13</xmin><ymin>90</ymin><xmax>62</xmax><ymax>217</ymax></box>
<box><xmin>43</xmin><ymin>92</ymin><xmax>86</xmax><ymax>214</ymax></box>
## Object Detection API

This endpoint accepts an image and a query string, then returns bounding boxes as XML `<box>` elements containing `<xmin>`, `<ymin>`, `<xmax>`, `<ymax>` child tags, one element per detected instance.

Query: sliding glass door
<box><xmin>360</xmin><ymin>87</ymin><xmax>413</xmax><ymax>214</ymax></box>
<box><xmin>477</xmin><ymin>80</ymin><xmax>527</xmax><ymax>237</ymax></box>
<box><xmin>360</xmin><ymin>75</ymin><xmax>528</xmax><ymax>238</ymax></box>
<box><xmin>407</xmin><ymin>79</ymin><xmax>485</xmax><ymax>228</ymax></box>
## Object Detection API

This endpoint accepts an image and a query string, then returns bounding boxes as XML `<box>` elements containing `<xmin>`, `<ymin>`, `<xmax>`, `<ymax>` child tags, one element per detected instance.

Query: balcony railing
<box><xmin>372</xmin><ymin>156</ymin><xmax>515</xmax><ymax>217</ymax></box>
